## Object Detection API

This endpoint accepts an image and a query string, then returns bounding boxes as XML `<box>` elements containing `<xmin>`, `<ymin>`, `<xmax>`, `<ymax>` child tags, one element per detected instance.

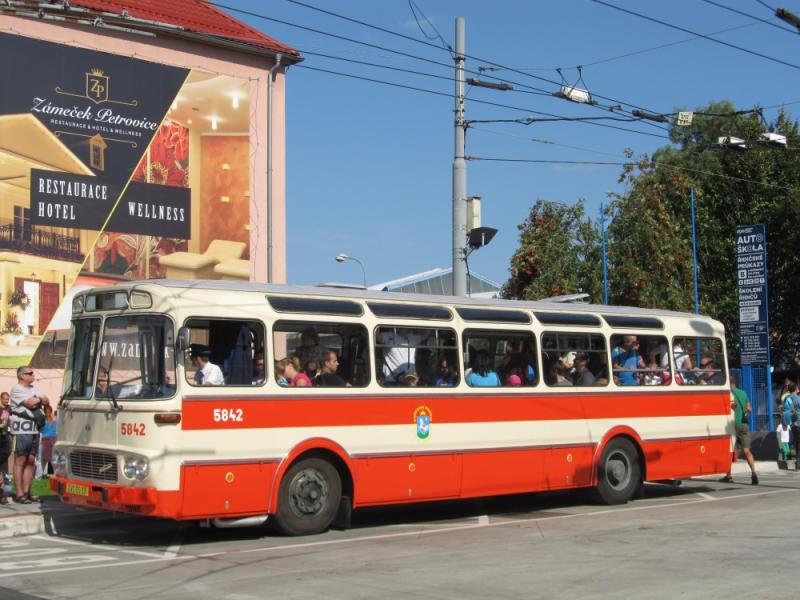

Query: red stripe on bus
<box><xmin>181</xmin><ymin>390</ymin><xmax>730</xmax><ymax>430</ymax></box>
<box><xmin>52</xmin><ymin>435</ymin><xmax>731</xmax><ymax>519</ymax></box>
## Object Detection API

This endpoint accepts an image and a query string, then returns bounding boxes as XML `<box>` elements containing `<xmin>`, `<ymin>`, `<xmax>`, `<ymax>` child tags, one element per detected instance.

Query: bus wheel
<box><xmin>274</xmin><ymin>457</ymin><xmax>342</xmax><ymax>536</ymax></box>
<box><xmin>593</xmin><ymin>437</ymin><xmax>640</xmax><ymax>505</ymax></box>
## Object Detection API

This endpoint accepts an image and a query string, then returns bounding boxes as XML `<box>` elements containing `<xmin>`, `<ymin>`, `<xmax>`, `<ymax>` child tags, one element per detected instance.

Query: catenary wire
<box><xmin>467</xmin><ymin>156</ymin><xmax>800</xmax><ymax>192</ymax></box>
<box><xmin>407</xmin><ymin>0</ymin><xmax>451</xmax><ymax>49</ymax></box>
<box><xmin>700</xmin><ymin>0</ymin><xmax>797</xmax><ymax>34</ymax></box>
<box><xmin>503</xmin><ymin>22</ymin><xmax>761</xmax><ymax>70</ymax></box>
<box><xmin>208</xmin><ymin>1</ymin><xmax>677</xmax><ymax>126</ymax></box>
<box><xmin>294</xmin><ymin>64</ymin><xmax>672</xmax><ymax>139</ymax></box>
<box><xmin>591</xmin><ymin>0</ymin><xmax>800</xmax><ymax>71</ymax></box>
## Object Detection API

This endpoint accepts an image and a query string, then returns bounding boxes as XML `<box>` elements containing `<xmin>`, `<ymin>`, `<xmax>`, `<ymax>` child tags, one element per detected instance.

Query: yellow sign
<box><xmin>66</xmin><ymin>483</ymin><xmax>90</xmax><ymax>497</ymax></box>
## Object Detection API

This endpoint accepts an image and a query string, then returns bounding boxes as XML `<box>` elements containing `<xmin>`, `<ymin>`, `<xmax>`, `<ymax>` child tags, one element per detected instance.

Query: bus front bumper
<box><xmin>50</xmin><ymin>476</ymin><xmax>160</xmax><ymax>514</ymax></box>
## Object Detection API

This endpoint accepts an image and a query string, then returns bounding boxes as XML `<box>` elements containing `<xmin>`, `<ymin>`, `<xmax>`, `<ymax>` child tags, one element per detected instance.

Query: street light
<box><xmin>335</xmin><ymin>253</ymin><xmax>367</xmax><ymax>289</ymax></box>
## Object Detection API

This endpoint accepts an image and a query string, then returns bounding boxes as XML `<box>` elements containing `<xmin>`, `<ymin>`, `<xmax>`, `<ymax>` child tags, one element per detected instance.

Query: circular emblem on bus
<box><xmin>413</xmin><ymin>406</ymin><xmax>432</xmax><ymax>440</ymax></box>
<box><xmin>225</xmin><ymin>472</ymin><xmax>235</xmax><ymax>483</ymax></box>
<box><xmin>408</xmin><ymin>462</ymin><xmax>416</xmax><ymax>472</ymax></box>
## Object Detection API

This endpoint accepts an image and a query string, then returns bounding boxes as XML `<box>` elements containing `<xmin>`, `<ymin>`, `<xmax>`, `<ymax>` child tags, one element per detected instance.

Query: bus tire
<box><xmin>593</xmin><ymin>437</ymin><xmax>641</xmax><ymax>505</ymax></box>
<box><xmin>274</xmin><ymin>457</ymin><xmax>342</xmax><ymax>536</ymax></box>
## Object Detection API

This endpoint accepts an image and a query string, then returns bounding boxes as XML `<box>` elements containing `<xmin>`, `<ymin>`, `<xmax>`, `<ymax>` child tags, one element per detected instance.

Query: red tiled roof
<box><xmin>69</xmin><ymin>0</ymin><xmax>299</xmax><ymax>56</ymax></box>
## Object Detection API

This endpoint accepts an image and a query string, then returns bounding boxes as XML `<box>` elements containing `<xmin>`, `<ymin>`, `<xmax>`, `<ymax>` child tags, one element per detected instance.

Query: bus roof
<box><xmin>104</xmin><ymin>279</ymin><xmax>719</xmax><ymax>324</ymax></box>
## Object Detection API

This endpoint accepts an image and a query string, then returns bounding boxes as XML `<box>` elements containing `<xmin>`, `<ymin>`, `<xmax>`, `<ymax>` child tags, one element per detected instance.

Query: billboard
<box><xmin>0</xmin><ymin>32</ymin><xmax>254</xmax><ymax>374</ymax></box>
<box><xmin>736</xmin><ymin>224</ymin><xmax>770</xmax><ymax>365</ymax></box>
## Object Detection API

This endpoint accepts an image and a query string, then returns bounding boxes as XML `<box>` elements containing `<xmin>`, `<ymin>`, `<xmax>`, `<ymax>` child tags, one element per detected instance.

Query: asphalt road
<box><xmin>1</xmin><ymin>471</ymin><xmax>798</xmax><ymax>600</ymax></box>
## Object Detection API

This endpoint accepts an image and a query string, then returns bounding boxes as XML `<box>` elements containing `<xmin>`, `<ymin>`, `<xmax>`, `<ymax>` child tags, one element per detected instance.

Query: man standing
<box><xmin>720</xmin><ymin>371</ymin><xmax>758</xmax><ymax>485</ymax></box>
<box><xmin>10</xmin><ymin>366</ymin><xmax>49</xmax><ymax>503</ymax></box>
<box><xmin>612</xmin><ymin>336</ymin><xmax>645</xmax><ymax>386</ymax></box>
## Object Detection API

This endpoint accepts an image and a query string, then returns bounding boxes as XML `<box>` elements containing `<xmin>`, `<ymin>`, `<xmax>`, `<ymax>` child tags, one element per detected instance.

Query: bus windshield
<box><xmin>63</xmin><ymin>318</ymin><xmax>101</xmax><ymax>399</ymax></box>
<box><xmin>96</xmin><ymin>315</ymin><xmax>177</xmax><ymax>401</ymax></box>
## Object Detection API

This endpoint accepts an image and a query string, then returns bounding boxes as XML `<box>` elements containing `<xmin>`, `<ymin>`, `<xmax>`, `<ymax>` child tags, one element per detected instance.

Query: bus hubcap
<box><xmin>289</xmin><ymin>469</ymin><xmax>329</xmax><ymax>516</ymax></box>
<box><xmin>606</xmin><ymin>451</ymin><xmax>631</xmax><ymax>490</ymax></box>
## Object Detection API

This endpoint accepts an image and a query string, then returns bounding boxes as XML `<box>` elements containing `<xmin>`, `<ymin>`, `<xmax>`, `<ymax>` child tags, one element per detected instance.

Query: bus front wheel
<box><xmin>593</xmin><ymin>437</ymin><xmax>641</xmax><ymax>505</ymax></box>
<box><xmin>274</xmin><ymin>457</ymin><xmax>342</xmax><ymax>536</ymax></box>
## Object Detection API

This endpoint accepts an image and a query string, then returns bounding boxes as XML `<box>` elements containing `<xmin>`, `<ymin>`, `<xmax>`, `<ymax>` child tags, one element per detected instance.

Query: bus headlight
<box><xmin>53</xmin><ymin>449</ymin><xmax>67</xmax><ymax>474</ymax></box>
<box><xmin>122</xmin><ymin>455</ymin><xmax>150</xmax><ymax>481</ymax></box>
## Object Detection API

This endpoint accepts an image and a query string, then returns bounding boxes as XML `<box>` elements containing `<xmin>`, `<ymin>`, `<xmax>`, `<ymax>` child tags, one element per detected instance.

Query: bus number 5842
<box><xmin>213</xmin><ymin>408</ymin><xmax>244</xmax><ymax>423</ymax></box>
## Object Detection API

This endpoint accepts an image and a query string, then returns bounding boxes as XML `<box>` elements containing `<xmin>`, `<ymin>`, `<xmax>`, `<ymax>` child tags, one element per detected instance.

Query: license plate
<box><xmin>66</xmin><ymin>483</ymin><xmax>89</xmax><ymax>497</ymax></box>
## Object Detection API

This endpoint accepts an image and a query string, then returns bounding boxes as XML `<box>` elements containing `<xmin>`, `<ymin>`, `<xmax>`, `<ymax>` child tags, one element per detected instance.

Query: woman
<box><xmin>275</xmin><ymin>358</ymin><xmax>312</xmax><ymax>387</ymax></box>
<box><xmin>467</xmin><ymin>350</ymin><xmax>500</xmax><ymax>387</ymax></box>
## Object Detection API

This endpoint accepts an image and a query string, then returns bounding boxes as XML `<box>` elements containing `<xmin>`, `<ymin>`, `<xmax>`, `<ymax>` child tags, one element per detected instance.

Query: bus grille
<box><xmin>69</xmin><ymin>450</ymin><xmax>118</xmax><ymax>483</ymax></box>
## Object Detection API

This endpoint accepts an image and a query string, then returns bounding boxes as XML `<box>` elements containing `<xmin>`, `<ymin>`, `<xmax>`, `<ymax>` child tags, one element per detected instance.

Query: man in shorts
<box><xmin>720</xmin><ymin>371</ymin><xmax>758</xmax><ymax>485</ymax></box>
<box><xmin>10</xmin><ymin>365</ymin><xmax>49</xmax><ymax>503</ymax></box>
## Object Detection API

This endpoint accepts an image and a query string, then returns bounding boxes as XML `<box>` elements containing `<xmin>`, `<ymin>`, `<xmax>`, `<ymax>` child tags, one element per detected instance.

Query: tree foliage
<box><xmin>502</xmin><ymin>101</ymin><xmax>800</xmax><ymax>366</ymax></box>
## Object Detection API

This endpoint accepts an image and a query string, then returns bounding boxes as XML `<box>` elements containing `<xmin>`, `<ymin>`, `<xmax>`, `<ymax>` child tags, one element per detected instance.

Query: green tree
<box><xmin>502</xmin><ymin>101</ymin><xmax>800</xmax><ymax>366</ymax></box>
<box><xmin>501</xmin><ymin>199</ymin><xmax>601</xmax><ymax>301</ymax></box>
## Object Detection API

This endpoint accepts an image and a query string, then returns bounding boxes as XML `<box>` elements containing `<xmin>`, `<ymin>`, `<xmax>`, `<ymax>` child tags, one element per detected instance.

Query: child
<box><xmin>777</xmin><ymin>420</ymin><xmax>791</xmax><ymax>461</ymax></box>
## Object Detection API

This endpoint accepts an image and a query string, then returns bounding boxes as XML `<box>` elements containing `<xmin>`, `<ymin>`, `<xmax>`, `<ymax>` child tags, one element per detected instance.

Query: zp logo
<box><xmin>86</xmin><ymin>68</ymin><xmax>109</xmax><ymax>104</ymax></box>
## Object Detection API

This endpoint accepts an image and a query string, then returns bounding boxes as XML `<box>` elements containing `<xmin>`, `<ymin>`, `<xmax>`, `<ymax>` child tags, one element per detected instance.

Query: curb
<box><xmin>0</xmin><ymin>511</ymin><xmax>44</xmax><ymax>538</ymax></box>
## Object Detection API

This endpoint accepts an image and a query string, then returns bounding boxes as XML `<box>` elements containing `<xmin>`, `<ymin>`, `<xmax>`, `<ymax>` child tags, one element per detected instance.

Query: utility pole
<box><xmin>452</xmin><ymin>17</ymin><xmax>467</xmax><ymax>297</ymax></box>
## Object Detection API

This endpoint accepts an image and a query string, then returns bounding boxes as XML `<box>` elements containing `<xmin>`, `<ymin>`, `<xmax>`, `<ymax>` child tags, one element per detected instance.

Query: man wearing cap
<box><xmin>190</xmin><ymin>345</ymin><xmax>224</xmax><ymax>385</ymax></box>
<box><xmin>573</xmin><ymin>353</ymin><xmax>596</xmax><ymax>386</ymax></box>
<box><xmin>10</xmin><ymin>365</ymin><xmax>49</xmax><ymax>503</ymax></box>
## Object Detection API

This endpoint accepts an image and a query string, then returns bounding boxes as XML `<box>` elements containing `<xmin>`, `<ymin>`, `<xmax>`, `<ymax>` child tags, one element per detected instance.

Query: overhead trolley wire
<box><xmin>700</xmin><ymin>0</ymin><xmax>798</xmax><ymax>35</ymax></box>
<box><xmin>294</xmin><ymin>64</ymin><xmax>671</xmax><ymax>139</ymax></box>
<box><xmin>591</xmin><ymin>0</ymin><xmax>800</xmax><ymax>71</ymax></box>
<box><xmin>207</xmin><ymin>0</ymin><xmax>676</xmax><ymax>128</ymax></box>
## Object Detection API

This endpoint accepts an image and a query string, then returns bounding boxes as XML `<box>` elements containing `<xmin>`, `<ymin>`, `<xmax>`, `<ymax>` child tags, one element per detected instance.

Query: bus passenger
<box><xmin>304</xmin><ymin>360</ymin><xmax>319</xmax><ymax>381</ymax></box>
<box><xmin>379</xmin><ymin>328</ymin><xmax>431</xmax><ymax>383</ymax></box>
<box><xmin>289</xmin><ymin>357</ymin><xmax>313</xmax><ymax>387</ymax></box>
<box><xmin>697</xmin><ymin>355</ymin><xmax>724</xmax><ymax>385</ymax></box>
<box><xmin>252</xmin><ymin>353</ymin><xmax>266</xmax><ymax>385</ymax></box>
<box><xmin>298</xmin><ymin>328</ymin><xmax>326</xmax><ymax>370</ymax></box>
<box><xmin>315</xmin><ymin>351</ymin><xmax>351</xmax><ymax>387</ymax></box>
<box><xmin>573</xmin><ymin>353</ymin><xmax>596</xmax><ymax>386</ymax></box>
<box><xmin>612</xmin><ymin>336</ymin><xmax>645</xmax><ymax>386</ymax></box>
<box><xmin>399</xmin><ymin>370</ymin><xmax>419</xmax><ymax>387</ymax></box>
<box><xmin>190</xmin><ymin>345</ymin><xmax>224</xmax><ymax>385</ymax></box>
<box><xmin>550</xmin><ymin>363</ymin><xmax>573</xmax><ymax>386</ymax></box>
<box><xmin>435</xmin><ymin>356</ymin><xmax>458</xmax><ymax>387</ymax></box>
<box><xmin>467</xmin><ymin>350</ymin><xmax>500</xmax><ymax>387</ymax></box>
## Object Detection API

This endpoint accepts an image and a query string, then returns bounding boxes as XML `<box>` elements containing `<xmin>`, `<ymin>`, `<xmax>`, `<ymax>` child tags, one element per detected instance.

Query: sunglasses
<box><xmin>22</xmin><ymin>371</ymin><xmax>34</xmax><ymax>376</ymax></box>
<box><xmin>701</xmin><ymin>362</ymin><xmax>712</xmax><ymax>368</ymax></box>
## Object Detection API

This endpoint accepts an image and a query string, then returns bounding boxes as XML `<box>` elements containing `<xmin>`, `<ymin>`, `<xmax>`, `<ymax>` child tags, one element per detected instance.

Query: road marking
<box><xmin>695</xmin><ymin>492</ymin><xmax>715</xmax><ymax>500</ymax></box>
<box><xmin>4</xmin><ymin>485</ymin><xmax>796</xmax><ymax>578</ymax></box>
<box><xmin>163</xmin><ymin>530</ymin><xmax>183</xmax><ymax>559</ymax></box>
<box><xmin>193</xmin><ymin>486</ymin><xmax>800</xmax><ymax>560</ymax></box>
<box><xmin>31</xmin><ymin>534</ymin><xmax>164</xmax><ymax>559</ymax></box>
<box><xmin>477</xmin><ymin>515</ymin><xmax>489</xmax><ymax>525</ymax></box>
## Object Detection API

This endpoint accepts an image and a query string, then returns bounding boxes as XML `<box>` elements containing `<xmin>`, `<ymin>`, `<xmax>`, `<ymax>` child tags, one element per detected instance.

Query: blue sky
<box><xmin>221</xmin><ymin>0</ymin><xmax>800</xmax><ymax>289</ymax></box>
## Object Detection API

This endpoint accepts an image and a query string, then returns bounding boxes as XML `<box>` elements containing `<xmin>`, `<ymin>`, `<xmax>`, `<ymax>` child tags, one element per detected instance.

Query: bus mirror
<box><xmin>177</xmin><ymin>327</ymin><xmax>191</xmax><ymax>352</ymax></box>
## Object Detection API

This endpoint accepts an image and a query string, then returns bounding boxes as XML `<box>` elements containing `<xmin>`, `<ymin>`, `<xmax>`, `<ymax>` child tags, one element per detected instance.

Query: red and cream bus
<box><xmin>51</xmin><ymin>280</ymin><xmax>733</xmax><ymax>535</ymax></box>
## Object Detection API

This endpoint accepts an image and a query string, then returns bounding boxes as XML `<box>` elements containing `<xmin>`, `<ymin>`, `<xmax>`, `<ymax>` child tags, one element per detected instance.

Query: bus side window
<box><xmin>182</xmin><ymin>318</ymin><xmax>265</xmax><ymax>387</ymax></box>
<box><xmin>541</xmin><ymin>331</ymin><xmax>607</xmax><ymax>387</ymax></box>
<box><xmin>375</xmin><ymin>326</ymin><xmax>458</xmax><ymax>387</ymax></box>
<box><xmin>672</xmin><ymin>336</ymin><xmax>726</xmax><ymax>386</ymax></box>
<box><xmin>274</xmin><ymin>320</ymin><xmax>370</xmax><ymax>388</ymax></box>
<box><xmin>609</xmin><ymin>334</ymin><xmax>671</xmax><ymax>386</ymax></box>
<box><xmin>463</xmin><ymin>330</ymin><xmax>538</xmax><ymax>388</ymax></box>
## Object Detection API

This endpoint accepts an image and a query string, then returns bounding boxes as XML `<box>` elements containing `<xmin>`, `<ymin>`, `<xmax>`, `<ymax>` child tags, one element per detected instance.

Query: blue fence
<box><xmin>734</xmin><ymin>365</ymin><xmax>773</xmax><ymax>431</ymax></box>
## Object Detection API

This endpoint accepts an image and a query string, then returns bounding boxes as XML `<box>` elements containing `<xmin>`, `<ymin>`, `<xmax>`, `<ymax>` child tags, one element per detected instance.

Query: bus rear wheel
<box><xmin>593</xmin><ymin>437</ymin><xmax>641</xmax><ymax>505</ymax></box>
<box><xmin>274</xmin><ymin>457</ymin><xmax>342</xmax><ymax>536</ymax></box>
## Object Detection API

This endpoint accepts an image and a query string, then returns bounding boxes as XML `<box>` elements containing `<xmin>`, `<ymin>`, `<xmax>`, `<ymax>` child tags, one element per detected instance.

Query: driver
<box><xmin>190</xmin><ymin>345</ymin><xmax>224</xmax><ymax>385</ymax></box>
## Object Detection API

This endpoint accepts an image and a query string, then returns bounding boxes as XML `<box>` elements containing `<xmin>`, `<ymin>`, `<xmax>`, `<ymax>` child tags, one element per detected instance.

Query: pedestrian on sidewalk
<box><xmin>777</xmin><ymin>420</ymin><xmax>791</xmax><ymax>462</ymax></box>
<box><xmin>720</xmin><ymin>371</ymin><xmax>759</xmax><ymax>485</ymax></box>
<box><xmin>10</xmin><ymin>366</ymin><xmax>49</xmax><ymax>503</ymax></box>
<box><xmin>0</xmin><ymin>392</ymin><xmax>12</xmax><ymax>505</ymax></box>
